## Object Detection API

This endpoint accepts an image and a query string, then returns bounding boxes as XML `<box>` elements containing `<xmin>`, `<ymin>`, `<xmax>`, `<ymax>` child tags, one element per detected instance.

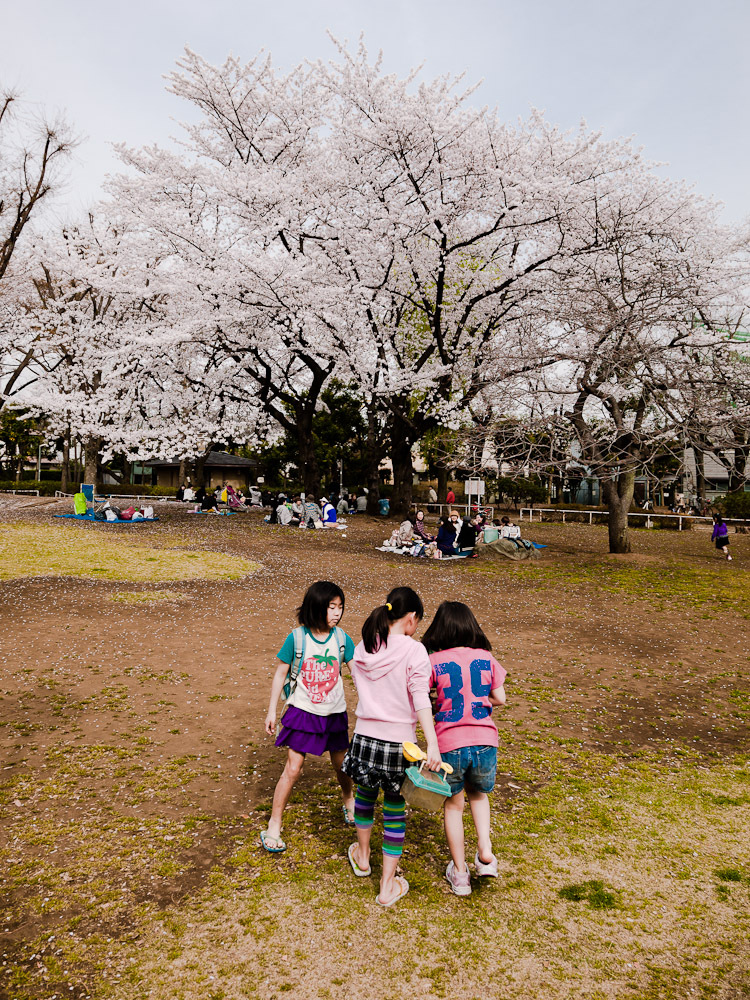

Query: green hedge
<box><xmin>97</xmin><ymin>484</ymin><xmax>175</xmax><ymax>497</ymax></box>
<box><xmin>0</xmin><ymin>480</ymin><xmax>59</xmax><ymax>496</ymax></box>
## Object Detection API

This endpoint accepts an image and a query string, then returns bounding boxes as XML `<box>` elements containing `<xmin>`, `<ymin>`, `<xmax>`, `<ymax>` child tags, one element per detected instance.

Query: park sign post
<box><xmin>465</xmin><ymin>479</ymin><xmax>485</xmax><ymax>511</ymax></box>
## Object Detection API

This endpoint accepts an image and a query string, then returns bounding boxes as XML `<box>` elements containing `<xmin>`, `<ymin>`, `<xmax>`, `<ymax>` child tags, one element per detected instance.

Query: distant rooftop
<box><xmin>148</xmin><ymin>451</ymin><xmax>257</xmax><ymax>469</ymax></box>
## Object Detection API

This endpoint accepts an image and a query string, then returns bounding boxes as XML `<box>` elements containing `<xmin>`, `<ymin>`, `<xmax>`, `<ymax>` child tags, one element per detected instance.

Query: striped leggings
<box><xmin>354</xmin><ymin>784</ymin><xmax>406</xmax><ymax>857</ymax></box>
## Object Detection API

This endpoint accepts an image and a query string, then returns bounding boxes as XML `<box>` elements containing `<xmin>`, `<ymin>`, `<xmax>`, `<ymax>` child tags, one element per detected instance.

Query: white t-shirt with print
<box><xmin>277</xmin><ymin>628</ymin><xmax>354</xmax><ymax>717</ymax></box>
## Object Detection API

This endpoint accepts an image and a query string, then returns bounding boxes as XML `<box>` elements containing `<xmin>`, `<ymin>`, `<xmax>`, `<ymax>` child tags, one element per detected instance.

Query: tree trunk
<box><xmin>60</xmin><ymin>433</ymin><xmax>70</xmax><ymax>493</ymax></box>
<box><xmin>601</xmin><ymin>468</ymin><xmax>636</xmax><ymax>554</ymax></box>
<box><xmin>390</xmin><ymin>417</ymin><xmax>415</xmax><ymax>518</ymax></box>
<box><xmin>178</xmin><ymin>457</ymin><xmax>194</xmax><ymax>485</ymax></box>
<box><xmin>193</xmin><ymin>454</ymin><xmax>208</xmax><ymax>489</ymax></box>
<box><xmin>363</xmin><ymin>409</ymin><xmax>382</xmax><ymax>515</ymax></box>
<box><xmin>296</xmin><ymin>407</ymin><xmax>321</xmax><ymax>499</ymax></box>
<box><xmin>83</xmin><ymin>436</ymin><xmax>100</xmax><ymax>487</ymax></box>
<box><xmin>693</xmin><ymin>445</ymin><xmax>705</xmax><ymax>503</ymax></box>
<box><xmin>15</xmin><ymin>446</ymin><xmax>22</xmax><ymax>482</ymax></box>
<box><xmin>436</xmin><ymin>465</ymin><xmax>449</xmax><ymax>505</ymax></box>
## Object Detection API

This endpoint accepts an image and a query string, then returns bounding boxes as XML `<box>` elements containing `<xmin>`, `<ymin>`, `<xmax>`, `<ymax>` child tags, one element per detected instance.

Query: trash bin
<box><xmin>378</xmin><ymin>498</ymin><xmax>390</xmax><ymax>516</ymax></box>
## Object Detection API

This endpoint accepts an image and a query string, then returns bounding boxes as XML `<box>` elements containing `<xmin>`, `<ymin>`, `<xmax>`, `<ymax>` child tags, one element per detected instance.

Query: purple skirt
<box><xmin>276</xmin><ymin>706</ymin><xmax>350</xmax><ymax>756</ymax></box>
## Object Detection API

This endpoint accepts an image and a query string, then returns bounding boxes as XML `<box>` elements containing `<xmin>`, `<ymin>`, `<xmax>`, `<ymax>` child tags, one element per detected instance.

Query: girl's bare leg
<box><xmin>443</xmin><ymin>790</ymin><xmax>468</xmax><ymax>871</ymax></box>
<box><xmin>266</xmin><ymin>748</ymin><xmax>305</xmax><ymax>841</ymax></box>
<box><xmin>467</xmin><ymin>789</ymin><xmax>494</xmax><ymax>864</ymax></box>
<box><xmin>378</xmin><ymin>851</ymin><xmax>402</xmax><ymax>902</ymax></box>
<box><xmin>330</xmin><ymin>749</ymin><xmax>355</xmax><ymax>817</ymax></box>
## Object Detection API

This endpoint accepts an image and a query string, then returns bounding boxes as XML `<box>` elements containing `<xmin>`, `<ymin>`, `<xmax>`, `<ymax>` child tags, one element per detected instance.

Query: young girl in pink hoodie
<box><xmin>342</xmin><ymin>586</ymin><xmax>442</xmax><ymax>907</ymax></box>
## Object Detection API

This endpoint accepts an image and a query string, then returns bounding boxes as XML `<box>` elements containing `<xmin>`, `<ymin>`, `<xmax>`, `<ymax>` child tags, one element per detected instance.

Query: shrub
<box><xmin>716</xmin><ymin>492</ymin><xmax>750</xmax><ymax>519</ymax></box>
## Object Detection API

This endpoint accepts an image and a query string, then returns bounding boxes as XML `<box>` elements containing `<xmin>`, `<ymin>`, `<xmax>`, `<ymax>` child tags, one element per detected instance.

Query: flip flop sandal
<box><xmin>260</xmin><ymin>830</ymin><xmax>287</xmax><ymax>853</ymax></box>
<box><xmin>348</xmin><ymin>842</ymin><xmax>371</xmax><ymax>877</ymax></box>
<box><xmin>342</xmin><ymin>804</ymin><xmax>355</xmax><ymax>826</ymax></box>
<box><xmin>376</xmin><ymin>876</ymin><xmax>409</xmax><ymax>907</ymax></box>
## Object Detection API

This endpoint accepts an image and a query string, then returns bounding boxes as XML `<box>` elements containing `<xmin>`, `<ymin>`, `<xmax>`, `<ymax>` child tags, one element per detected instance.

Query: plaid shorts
<box><xmin>342</xmin><ymin>734</ymin><xmax>408</xmax><ymax>796</ymax></box>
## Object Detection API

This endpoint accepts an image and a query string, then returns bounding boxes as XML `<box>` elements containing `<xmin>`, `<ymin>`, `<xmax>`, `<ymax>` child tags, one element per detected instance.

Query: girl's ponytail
<box><xmin>361</xmin><ymin>586</ymin><xmax>424</xmax><ymax>653</ymax></box>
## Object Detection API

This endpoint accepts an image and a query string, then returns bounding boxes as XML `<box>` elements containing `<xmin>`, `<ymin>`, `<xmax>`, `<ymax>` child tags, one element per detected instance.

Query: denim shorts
<box><xmin>441</xmin><ymin>745</ymin><xmax>497</xmax><ymax>795</ymax></box>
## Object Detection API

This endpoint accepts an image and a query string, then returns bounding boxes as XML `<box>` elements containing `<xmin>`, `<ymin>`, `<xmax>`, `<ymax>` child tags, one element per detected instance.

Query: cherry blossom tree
<box><xmin>469</xmin><ymin>173</ymin><xmax>748</xmax><ymax>551</ymax></box>
<box><xmin>0</xmin><ymin>90</ymin><xmax>76</xmax><ymax>412</ymax></box>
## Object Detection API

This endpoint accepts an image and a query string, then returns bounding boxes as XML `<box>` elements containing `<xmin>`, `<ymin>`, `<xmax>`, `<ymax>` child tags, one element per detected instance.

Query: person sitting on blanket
<box><xmin>499</xmin><ymin>516</ymin><xmax>521</xmax><ymax>539</ymax></box>
<box><xmin>436</xmin><ymin>515</ymin><xmax>457</xmax><ymax>555</ymax></box>
<box><xmin>321</xmin><ymin>497</ymin><xmax>338</xmax><ymax>525</ymax></box>
<box><xmin>304</xmin><ymin>498</ymin><xmax>323</xmax><ymax>528</ymax></box>
<box><xmin>448</xmin><ymin>509</ymin><xmax>463</xmax><ymax>541</ymax></box>
<box><xmin>201</xmin><ymin>491</ymin><xmax>219</xmax><ymax>512</ymax></box>
<box><xmin>336</xmin><ymin>496</ymin><xmax>350</xmax><ymax>519</ymax></box>
<box><xmin>413</xmin><ymin>509</ymin><xmax>436</xmax><ymax>543</ymax></box>
<box><xmin>455</xmin><ymin>515</ymin><xmax>479</xmax><ymax>555</ymax></box>
<box><xmin>385</xmin><ymin>517</ymin><xmax>415</xmax><ymax>548</ymax></box>
<box><xmin>277</xmin><ymin>499</ymin><xmax>294</xmax><ymax>525</ymax></box>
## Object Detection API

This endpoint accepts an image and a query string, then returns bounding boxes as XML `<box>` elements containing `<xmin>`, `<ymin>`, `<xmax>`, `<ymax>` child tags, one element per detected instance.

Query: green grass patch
<box><xmin>0</xmin><ymin>525</ymin><xmax>261</xmax><ymax>582</ymax></box>
<box><xmin>558</xmin><ymin>879</ymin><xmax>620</xmax><ymax>909</ymax></box>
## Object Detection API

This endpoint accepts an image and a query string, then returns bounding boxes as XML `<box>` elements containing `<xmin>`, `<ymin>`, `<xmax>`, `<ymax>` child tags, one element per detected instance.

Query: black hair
<box><xmin>297</xmin><ymin>580</ymin><xmax>345</xmax><ymax>631</ymax></box>
<box><xmin>421</xmin><ymin>601</ymin><xmax>492</xmax><ymax>653</ymax></box>
<box><xmin>361</xmin><ymin>586</ymin><xmax>424</xmax><ymax>654</ymax></box>
<box><xmin>713</xmin><ymin>514</ymin><xmax>724</xmax><ymax>523</ymax></box>
<box><xmin>501</xmin><ymin>516</ymin><xmax>510</xmax><ymax>525</ymax></box>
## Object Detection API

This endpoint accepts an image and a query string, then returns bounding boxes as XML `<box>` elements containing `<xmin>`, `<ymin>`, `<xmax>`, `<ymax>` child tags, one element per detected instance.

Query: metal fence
<box><xmin>54</xmin><ymin>491</ymin><xmax>177</xmax><ymax>503</ymax></box>
<box><xmin>0</xmin><ymin>489</ymin><xmax>40</xmax><ymax>496</ymax></box>
<box><xmin>411</xmin><ymin>503</ymin><xmax>496</xmax><ymax>519</ymax></box>
<box><xmin>520</xmin><ymin>507</ymin><xmax>749</xmax><ymax>531</ymax></box>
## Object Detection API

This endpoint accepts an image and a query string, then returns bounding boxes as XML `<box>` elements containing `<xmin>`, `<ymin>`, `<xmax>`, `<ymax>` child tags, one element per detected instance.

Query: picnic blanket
<box><xmin>55</xmin><ymin>513</ymin><xmax>159</xmax><ymax>524</ymax></box>
<box><xmin>375</xmin><ymin>545</ymin><xmax>473</xmax><ymax>560</ymax></box>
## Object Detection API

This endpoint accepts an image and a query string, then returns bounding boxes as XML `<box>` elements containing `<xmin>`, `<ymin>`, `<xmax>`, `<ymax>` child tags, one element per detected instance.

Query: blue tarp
<box><xmin>54</xmin><ymin>514</ymin><xmax>159</xmax><ymax>524</ymax></box>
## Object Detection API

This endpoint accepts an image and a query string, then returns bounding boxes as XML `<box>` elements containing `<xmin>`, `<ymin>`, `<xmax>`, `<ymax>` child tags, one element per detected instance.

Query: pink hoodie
<box><xmin>350</xmin><ymin>634</ymin><xmax>432</xmax><ymax>743</ymax></box>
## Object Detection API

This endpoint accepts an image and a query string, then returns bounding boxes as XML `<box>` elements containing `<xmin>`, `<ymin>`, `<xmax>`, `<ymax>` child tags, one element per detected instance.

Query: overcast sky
<box><xmin>3</xmin><ymin>0</ymin><xmax>749</xmax><ymax>224</ymax></box>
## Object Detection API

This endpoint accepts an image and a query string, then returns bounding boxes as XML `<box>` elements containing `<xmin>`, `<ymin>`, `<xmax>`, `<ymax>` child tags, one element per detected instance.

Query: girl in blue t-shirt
<box><xmin>262</xmin><ymin>580</ymin><xmax>356</xmax><ymax>853</ymax></box>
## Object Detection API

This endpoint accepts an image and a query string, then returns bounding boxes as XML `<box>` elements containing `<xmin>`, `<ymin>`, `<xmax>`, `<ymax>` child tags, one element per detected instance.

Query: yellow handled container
<box><xmin>400</xmin><ymin>742</ymin><xmax>453</xmax><ymax>811</ymax></box>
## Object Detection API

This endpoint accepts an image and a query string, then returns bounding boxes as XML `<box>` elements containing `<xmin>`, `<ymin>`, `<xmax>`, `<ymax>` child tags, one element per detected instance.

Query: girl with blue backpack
<box><xmin>262</xmin><ymin>580</ymin><xmax>356</xmax><ymax>852</ymax></box>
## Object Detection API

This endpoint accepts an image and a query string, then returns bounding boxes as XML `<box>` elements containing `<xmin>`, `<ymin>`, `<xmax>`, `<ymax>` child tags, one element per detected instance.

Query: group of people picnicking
<box><xmin>176</xmin><ymin>482</ymin><xmax>263</xmax><ymax>512</ymax></box>
<box><xmin>262</xmin><ymin>580</ymin><xmax>506</xmax><ymax>906</ymax></box>
<box><xmin>384</xmin><ymin>509</ymin><xmax>523</xmax><ymax>559</ymax></box>
<box><xmin>265</xmin><ymin>489</ymin><xmax>370</xmax><ymax>529</ymax></box>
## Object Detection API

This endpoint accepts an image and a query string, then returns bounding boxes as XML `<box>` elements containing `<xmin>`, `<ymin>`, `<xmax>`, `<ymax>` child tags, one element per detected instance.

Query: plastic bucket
<box><xmin>400</xmin><ymin>765</ymin><xmax>452</xmax><ymax>811</ymax></box>
<box><xmin>483</xmin><ymin>526</ymin><xmax>499</xmax><ymax>543</ymax></box>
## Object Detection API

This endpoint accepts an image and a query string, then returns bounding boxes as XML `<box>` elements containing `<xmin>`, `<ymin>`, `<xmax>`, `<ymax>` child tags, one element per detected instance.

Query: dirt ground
<box><xmin>1</xmin><ymin>496</ymin><xmax>749</xmax><ymax>998</ymax></box>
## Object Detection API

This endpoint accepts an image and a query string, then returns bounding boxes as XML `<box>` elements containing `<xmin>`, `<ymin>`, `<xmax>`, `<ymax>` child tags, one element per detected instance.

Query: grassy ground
<box><xmin>1</xmin><ymin>511</ymin><xmax>748</xmax><ymax>1000</ymax></box>
<box><xmin>0</xmin><ymin>524</ymin><xmax>260</xmax><ymax>582</ymax></box>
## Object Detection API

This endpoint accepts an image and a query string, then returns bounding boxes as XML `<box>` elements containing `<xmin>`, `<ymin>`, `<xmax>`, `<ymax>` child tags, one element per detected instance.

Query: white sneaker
<box><xmin>727</xmin><ymin>555</ymin><xmax>733</xmax><ymax>561</ymax></box>
<box><xmin>474</xmin><ymin>852</ymin><xmax>498</xmax><ymax>877</ymax></box>
<box><xmin>445</xmin><ymin>860</ymin><xmax>472</xmax><ymax>896</ymax></box>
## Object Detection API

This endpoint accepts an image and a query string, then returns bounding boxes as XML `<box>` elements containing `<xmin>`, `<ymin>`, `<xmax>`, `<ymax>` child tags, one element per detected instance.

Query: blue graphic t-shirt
<box><xmin>278</xmin><ymin>628</ymin><xmax>355</xmax><ymax>717</ymax></box>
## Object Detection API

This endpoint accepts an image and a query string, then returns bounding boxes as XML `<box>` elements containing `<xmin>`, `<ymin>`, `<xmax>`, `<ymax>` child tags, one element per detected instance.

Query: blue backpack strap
<box><xmin>290</xmin><ymin>626</ymin><xmax>306</xmax><ymax>681</ymax></box>
<box><xmin>333</xmin><ymin>626</ymin><xmax>347</xmax><ymax>666</ymax></box>
<box><xmin>282</xmin><ymin>627</ymin><xmax>306</xmax><ymax>701</ymax></box>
